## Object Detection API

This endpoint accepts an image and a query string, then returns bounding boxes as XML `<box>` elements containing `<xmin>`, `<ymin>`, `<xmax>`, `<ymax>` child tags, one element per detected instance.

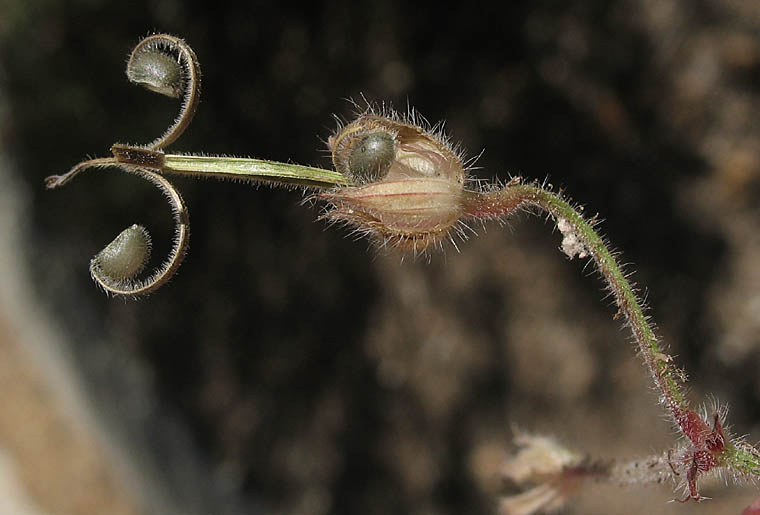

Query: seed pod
<box><xmin>127</xmin><ymin>48</ymin><xmax>184</xmax><ymax>98</ymax></box>
<box><xmin>124</xmin><ymin>34</ymin><xmax>201</xmax><ymax>150</ymax></box>
<box><xmin>347</xmin><ymin>131</ymin><xmax>396</xmax><ymax>184</ymax></box>
<box><xmin>90</xmin><ymin>224</ymin><xmax>152</xmax><ymax>283</ymax></box>
<box><xmin>323</xmin><ymin>113</ymin><xmax>467</xmax><ymax>253</ymax></box>
<box><xmin>330</xmin><ymin>114</ymin><xmax>465</xmax><ymax>185</ymax></box>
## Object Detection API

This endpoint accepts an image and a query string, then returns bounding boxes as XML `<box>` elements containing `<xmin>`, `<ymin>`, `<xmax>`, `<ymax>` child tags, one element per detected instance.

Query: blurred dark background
<box><xmin>1</xmin><ymin>1</ymin><xmax>760</xmax><ymax>514</ymax></box>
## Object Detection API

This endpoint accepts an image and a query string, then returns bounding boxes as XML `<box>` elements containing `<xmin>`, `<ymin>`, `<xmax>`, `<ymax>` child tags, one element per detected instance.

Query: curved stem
<box><xmin>463</xmin><ymin>183</ymin><xmax>688</xmax><ymax>421</ymax></box>
<box><xmin>127</xmin><ymin>34</ymin><xmax>201</xmax><ymax>150</ymax></box>
<box><xmin>47</xmin><ymin>158</ymin><xmax>189</xmax><ymax>297</ymax></box>
<box><xmin>464</xmin><ymin>181</ymin><xmax>760</xmax><ymax>497</ymax></box>
<box><xmin>89</xmin><ymin>167</ymin><xmax>189</xmax><ymax>296</ymax></box>
<box><xmin>44</xmin><ymin>157</ymin><xmax>119</xmax><ymax>190</ymax></box>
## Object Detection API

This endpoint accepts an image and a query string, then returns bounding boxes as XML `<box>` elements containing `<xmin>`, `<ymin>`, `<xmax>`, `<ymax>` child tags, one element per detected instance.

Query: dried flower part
<box><xmin>502</xmin><ymin>433</ymin><xmax>583</xmax><ymax>485</ymax></box>
<box><xmin>321</xmin><ymin>178</ymin><xmax>465</xmax><ymax>252</ymax></box>
<box><xmin>90</xmin><ymin>224</ymin><xmax>152</xmax><ymax>282</ymax></box>
<box><xmin>323</xmin><ymin>113</ymin><xmax>466</xmax><ymax>252</ymax></box>
<box><xmin>499</xmin><ymin>432</ymin><xmax>613</xmax><ymax>515</ymax></box>
<box><xmin>499</xmin><ymin>484</ymin><xmax>568</xmax><ymax>515</ymax></box>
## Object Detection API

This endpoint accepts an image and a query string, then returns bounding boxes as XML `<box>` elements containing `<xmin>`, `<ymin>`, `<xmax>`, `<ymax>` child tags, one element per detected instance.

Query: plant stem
<box><xmin>162</xmin><ymin>154</ymin><xmax>351</xmax><ymax>189</ymax></box>
<box><xmin>463</xmin><ymin>183</ymin><xmax>688</xmax><ymax>420</ymax></box>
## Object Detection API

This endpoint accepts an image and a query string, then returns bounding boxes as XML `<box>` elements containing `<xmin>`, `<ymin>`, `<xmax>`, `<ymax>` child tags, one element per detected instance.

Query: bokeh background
<box><xmin>1</xmin><ymin>1</ymin><xmax>760</xmax><ymax>514</ymax></box>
